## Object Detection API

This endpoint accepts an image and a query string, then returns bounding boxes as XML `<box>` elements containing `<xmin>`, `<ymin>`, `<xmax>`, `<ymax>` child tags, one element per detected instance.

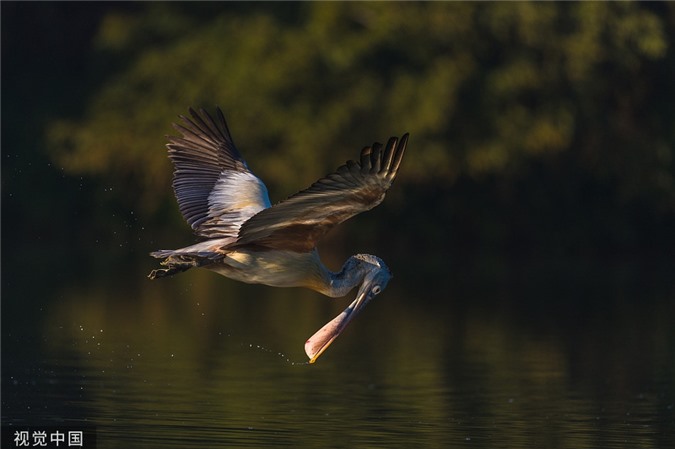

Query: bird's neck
<box><xmin>319</xmin><ymin>256</ymin><xmax>368</xmax><ymax>298</ymax></box>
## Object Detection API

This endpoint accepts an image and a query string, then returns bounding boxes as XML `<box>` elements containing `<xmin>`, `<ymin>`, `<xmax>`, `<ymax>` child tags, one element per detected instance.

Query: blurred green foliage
<box><xmin>3</xmin><ymin>2</ymin><xmax>675</xmax><ymax>259</ymax></box>
<box><xmin>45</xmin><ymin>2</ymin><xmax>674</xmax><ymax>203</ymax></box>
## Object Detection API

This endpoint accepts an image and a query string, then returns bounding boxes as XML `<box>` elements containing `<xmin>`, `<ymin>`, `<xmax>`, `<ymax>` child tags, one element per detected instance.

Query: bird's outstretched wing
<box><xmin>235</xmin><ymin>134</ymin><xmax>408</xmax><ymax>252</ymax></box>
<box><xmin>166</xmin><ymin>107</ymin><xmax>271</xmax><ymax>239</ymax></box>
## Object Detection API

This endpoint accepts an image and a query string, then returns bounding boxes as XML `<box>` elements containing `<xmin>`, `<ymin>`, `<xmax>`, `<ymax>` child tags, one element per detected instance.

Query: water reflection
<box><xmin>3</xmin><ymin>255</ymin><xmax>674</xmax><ymax>448</ymax></box>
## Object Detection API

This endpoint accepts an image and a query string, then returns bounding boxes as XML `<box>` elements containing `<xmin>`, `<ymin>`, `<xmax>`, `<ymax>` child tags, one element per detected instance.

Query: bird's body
<box><xmin>149</xmin><ymin>107</ymin><xmax>407</xmax><ymax>362</ymax></box>
<box><xmin>210</xmin><ymin>248</ymin><xmax>327</xmax><ymax>291</ymax></box>
<box><xmin>156</xmin><ymin>242</ymin><xmax>328</xmax><ymax>291</ymax></box>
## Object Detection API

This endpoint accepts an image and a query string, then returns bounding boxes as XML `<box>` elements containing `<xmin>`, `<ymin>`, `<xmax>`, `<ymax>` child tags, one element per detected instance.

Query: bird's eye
<box><xmin>372</xmin><ymin>285</ymin><xmax>382</xmax><ymax>295</ymax></box>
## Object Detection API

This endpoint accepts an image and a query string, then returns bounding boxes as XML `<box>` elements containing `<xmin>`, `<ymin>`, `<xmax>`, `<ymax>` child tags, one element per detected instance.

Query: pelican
<box><xmin>149</xmin><ymin>107</ymin><xmax>408</xmax><ymax>363</ymax></box>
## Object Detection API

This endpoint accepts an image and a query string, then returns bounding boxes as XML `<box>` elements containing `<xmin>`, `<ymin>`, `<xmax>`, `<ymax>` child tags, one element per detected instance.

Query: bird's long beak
<box><xmin>304</xmin><ymin>281</ymin><xmax>375</xmax><ymax>364</ymax></box>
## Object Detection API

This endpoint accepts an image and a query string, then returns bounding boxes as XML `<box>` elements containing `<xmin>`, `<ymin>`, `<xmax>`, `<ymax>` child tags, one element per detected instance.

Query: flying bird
<box><xmin>149</xmin><ymin>107</ymin><xmax>408</xmax><ymax>363</ymax></box>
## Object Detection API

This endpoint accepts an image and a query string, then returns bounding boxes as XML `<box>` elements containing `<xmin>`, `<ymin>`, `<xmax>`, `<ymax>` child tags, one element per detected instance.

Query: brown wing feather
<box><xmin>234</xmin><ymin>133</ymin><xmax>408</xmax><ymax>252</ymax></box>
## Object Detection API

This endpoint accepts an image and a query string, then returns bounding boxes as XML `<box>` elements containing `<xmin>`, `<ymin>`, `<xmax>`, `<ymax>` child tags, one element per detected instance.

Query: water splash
<box><xmin>244</xmin><ymin>342</ymin><xmax>309</xmax><ymax>366</ymax></box>
<box><xmin>216</xmin><ymin>330</ymin><xmax>309</xmax><ymax>366</ymax></box>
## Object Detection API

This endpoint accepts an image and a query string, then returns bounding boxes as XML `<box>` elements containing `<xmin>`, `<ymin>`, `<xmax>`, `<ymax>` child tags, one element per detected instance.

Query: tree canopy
<box><xmin>4</xmin><ymin>1</ymin><xmax>675</xmax><ymax>255</ymax></box>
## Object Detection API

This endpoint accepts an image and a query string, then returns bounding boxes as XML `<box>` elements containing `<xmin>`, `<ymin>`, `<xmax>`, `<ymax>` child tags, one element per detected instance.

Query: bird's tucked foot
<box><xmin>148</xmin><ymin>267</ymin><xmax>183</xmax><ymax>279</ymax></box>
<box><xmin>148</xmin><ymin>255</ymin><xmax>204</xmax><ymax>280</ymax></box>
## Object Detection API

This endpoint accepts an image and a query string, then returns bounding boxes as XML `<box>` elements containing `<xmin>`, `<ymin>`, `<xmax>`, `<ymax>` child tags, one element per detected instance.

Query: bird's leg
<box><xmin>148</xmin><ymin>266</ymin><xmax>190</xmax><ymax>279</ymax></box>
<box><xmin>148</xmin><ymin>255</ymin><xmax>205</xmax><ymax>280</ymax></box>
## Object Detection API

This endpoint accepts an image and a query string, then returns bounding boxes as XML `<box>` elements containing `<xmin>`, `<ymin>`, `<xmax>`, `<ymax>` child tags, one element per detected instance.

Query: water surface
<box><xmin>3</xmin><ymin>254</ymin><xmax>674</xmax><ymax>448</ymax></box>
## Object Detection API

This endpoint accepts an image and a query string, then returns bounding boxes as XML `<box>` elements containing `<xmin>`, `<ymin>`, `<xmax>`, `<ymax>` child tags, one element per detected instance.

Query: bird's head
<box><xmin>351</xmin><ymin>253</ymin><xmax>392</xmax><ymax>297</ymax></box>
<box><xmin>305</xmin><ymin>254</ymin><xmax>392</xmax><ymax>363</ymax></box>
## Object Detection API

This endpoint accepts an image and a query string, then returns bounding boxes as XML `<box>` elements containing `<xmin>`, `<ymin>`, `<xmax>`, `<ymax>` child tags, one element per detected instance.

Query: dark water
<box><xmin>3</xmin><ymin>252</ymin><xmax>674</xmax><ymax>448</ymax></box>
